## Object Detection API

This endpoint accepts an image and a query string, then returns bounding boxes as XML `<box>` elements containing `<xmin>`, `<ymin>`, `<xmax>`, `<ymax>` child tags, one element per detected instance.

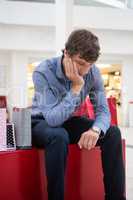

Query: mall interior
<box><xmin>0</xmin><ymin>0</ymin><xmax>133</xmax><ymax>200</ymax></box>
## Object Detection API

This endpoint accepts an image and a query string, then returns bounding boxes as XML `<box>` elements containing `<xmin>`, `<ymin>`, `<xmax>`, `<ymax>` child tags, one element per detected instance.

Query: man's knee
<box><xmin>53</xmin><ymin>129</ymin><xmax>69</xmax><ymax>145</ymax></box>
<box><xmin>45</xmin><ymin>127</ymin><xmax>70</xmax><ymax>146</ymax></box>
<box><xmin>32</xmin><ymin>120</ymin><xmax>69</xmax><ymax>147</ymax></box>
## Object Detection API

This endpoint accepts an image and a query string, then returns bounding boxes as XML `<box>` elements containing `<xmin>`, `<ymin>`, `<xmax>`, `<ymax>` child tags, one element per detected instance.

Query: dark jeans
<box><xmin>31</xmin><ymin>116</ymin><xmax>126</xmax><ymax>200</ymax></box>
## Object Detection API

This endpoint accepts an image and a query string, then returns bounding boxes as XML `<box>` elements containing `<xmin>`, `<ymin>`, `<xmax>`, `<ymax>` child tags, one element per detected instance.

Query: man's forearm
<box><xmin>42</xmin><ymin>90</ymin><xmax>81</xmax><ymax>127</ymax></box>
<box><xmin>93</xmin><ymin>110</ymin><xmax>111</xmax><ymax>134</ymax></box>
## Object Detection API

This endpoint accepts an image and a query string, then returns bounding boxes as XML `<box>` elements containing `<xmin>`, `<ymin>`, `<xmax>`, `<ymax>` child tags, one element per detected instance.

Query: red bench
<box><xmin>0</xmin><ymin>141</ymin><xmax>125</xmax><ymax>200</ymax></box>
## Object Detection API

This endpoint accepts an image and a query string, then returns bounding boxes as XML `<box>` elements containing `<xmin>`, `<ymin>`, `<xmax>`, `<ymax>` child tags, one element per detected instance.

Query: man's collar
<box><xmin>56</xmin><ymin>56</ymin><xmax>66</xmax><ymax>81</ymax></box>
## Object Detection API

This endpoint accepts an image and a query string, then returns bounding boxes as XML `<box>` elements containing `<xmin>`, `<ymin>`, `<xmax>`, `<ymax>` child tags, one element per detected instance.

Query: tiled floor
<box><xmin>120</xmin><ymin>127</ymin><xmax>133</xmax><ymax>200</ymax></box>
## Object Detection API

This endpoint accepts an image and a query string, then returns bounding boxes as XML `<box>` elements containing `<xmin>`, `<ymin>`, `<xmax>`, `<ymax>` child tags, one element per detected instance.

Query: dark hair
<box><xmin>65</xmin><ymin>29</ymin><xmax>100</xmax><ymax>62</ymax></box>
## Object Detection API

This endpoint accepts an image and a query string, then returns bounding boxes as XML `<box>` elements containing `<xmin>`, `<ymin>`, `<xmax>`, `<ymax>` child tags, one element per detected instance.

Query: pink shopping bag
<box><xmin>0</xmin><ymin>108</ymin><xmax>7</xmax><ymax>151</ymax></box>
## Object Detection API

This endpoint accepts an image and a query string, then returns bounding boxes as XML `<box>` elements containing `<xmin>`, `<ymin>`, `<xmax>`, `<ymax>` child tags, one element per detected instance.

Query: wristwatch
<box><xmin>91</xmin><ymin>126</ymin><xmax>101</xmax><ymax>135</ymax></box>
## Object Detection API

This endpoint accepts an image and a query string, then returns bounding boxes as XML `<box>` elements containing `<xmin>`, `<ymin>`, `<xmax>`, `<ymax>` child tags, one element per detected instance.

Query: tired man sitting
<box><xmin>31</xmin><ymin>29</ymin><xmax>126</xmax><ymax>200</ymax></box>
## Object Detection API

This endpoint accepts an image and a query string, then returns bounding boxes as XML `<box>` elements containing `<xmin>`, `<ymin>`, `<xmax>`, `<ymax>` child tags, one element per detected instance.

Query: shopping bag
<box><xmin>12</xmin><ymin>107</ymin><xmax>31</xmax><ymax>149</ymax></box>
<box><xmin>73</xmin><ymin>96</ymin><xmax>95</xmax><ymax>119</ymax></box>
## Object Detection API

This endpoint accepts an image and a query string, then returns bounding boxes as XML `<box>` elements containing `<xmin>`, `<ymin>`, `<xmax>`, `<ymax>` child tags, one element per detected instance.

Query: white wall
<box><xmin>0</xmin><ymin>51</ymin><xmax>10</xmax><ymax>95</ymax></box>
<box><xmin>86</xmin><ymin>28</ymin><xmax>133</xmax><ymax>55</ymax></box>
<box><xmin>0</xmin><ymin>1</ymin><xmax>55</xmax><ymax>26</ymax></box>
<box><xmin>0</xmin><ymin>25</ymin><xmax>133</xmax><ymax>55</ymax></box>
<box><xmin>74</xmin><ymin>6</ymin><xmax>133</xmax><ymax>31</ymax></box>
<box><xmin>1</xmin><ymin>1</ymin><xmax>133</xmax><ymax>31</ymax></box>
<box><xmin>0</xmin><ymin>25</ymin><xmax>55</xmax><ymax>51</ymax></box>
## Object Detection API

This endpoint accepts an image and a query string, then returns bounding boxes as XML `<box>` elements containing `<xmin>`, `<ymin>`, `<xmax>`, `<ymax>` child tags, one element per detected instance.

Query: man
<box><xmin>31</xmin><ymin>29</ymin><xmax>126</xmax><ymax>200</ymax></box>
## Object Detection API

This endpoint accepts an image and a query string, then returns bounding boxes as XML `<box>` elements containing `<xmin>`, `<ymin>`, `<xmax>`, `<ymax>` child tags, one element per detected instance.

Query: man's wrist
<box><xmin>91</xmin><ymin>126</ymin><xmax>101</xmax><ymax>135</ymax></box>
<box><xmin>71</xmin><ymin>85</ymin><xmax>83</xmax><ymax>95</ymax></box>
<box><xmin>91</xmin><ymin>126</ymin><xmax>105</xmax><ymax>139</ymax></box>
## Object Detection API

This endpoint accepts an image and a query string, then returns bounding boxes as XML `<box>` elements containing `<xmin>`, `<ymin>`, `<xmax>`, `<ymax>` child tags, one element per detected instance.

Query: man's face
<box><xmin>71</xmin><ymin>54</ymin><xmax>93</xmax><ymax>76</ymax></box>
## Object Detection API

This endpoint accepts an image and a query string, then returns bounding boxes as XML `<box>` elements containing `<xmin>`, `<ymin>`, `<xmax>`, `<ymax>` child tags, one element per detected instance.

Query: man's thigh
<box><xmin>31</xmin><ymin>116</ymin><xmax>95</xmax><ymax>147</ymax></box>
<box><xmin>62</xmin><ymin>116</ymin><xmax>94</xmax><ymax>144</ymax></box>
<box><xmin>31</xmin><ymin>118</ymin><xmax>69</xmax><ymax>148</ymax></box>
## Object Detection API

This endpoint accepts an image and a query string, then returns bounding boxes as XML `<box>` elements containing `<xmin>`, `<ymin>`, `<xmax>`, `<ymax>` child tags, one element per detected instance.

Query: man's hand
<box><xmin>78</xmin><ymin>129</ymin><xmax>99</xmax><ymax>150</ymax></box>
<box><xmin>63</xmin><ymin>54</ymin><xmax>84</xmax><ymax>94</ymax></box>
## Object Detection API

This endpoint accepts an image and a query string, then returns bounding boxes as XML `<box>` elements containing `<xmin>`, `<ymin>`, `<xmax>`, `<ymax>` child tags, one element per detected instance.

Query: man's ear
<box><xmin>64</xmin><ymin>49</ymin><xmax>71</xmax><ymax>58</ymax></box>
<box><xmin>64</xmin><ymin>49</ymin><xmax>67</xmax><ymax>57</ymax></box>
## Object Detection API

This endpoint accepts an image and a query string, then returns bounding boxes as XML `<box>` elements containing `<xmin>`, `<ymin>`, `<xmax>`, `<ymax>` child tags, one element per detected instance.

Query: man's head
<box><xmin>64</xmin><ymin>29</ymin><xmax>100</xmax><ymax>76</ymax></box>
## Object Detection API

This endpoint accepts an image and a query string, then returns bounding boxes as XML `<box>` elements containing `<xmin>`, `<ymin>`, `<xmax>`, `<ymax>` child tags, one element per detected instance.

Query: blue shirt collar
<box><xmin>56</xmin><ymin>56</ymin><xmax>67</xmax><ymax>81</ymax></box>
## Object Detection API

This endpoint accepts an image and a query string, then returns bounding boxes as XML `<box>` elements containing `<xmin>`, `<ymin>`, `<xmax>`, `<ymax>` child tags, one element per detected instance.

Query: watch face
<box><xmin>92</xmin><ymin>126</ymin><xmax>101</xmax><ymax>134</ymax></box>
